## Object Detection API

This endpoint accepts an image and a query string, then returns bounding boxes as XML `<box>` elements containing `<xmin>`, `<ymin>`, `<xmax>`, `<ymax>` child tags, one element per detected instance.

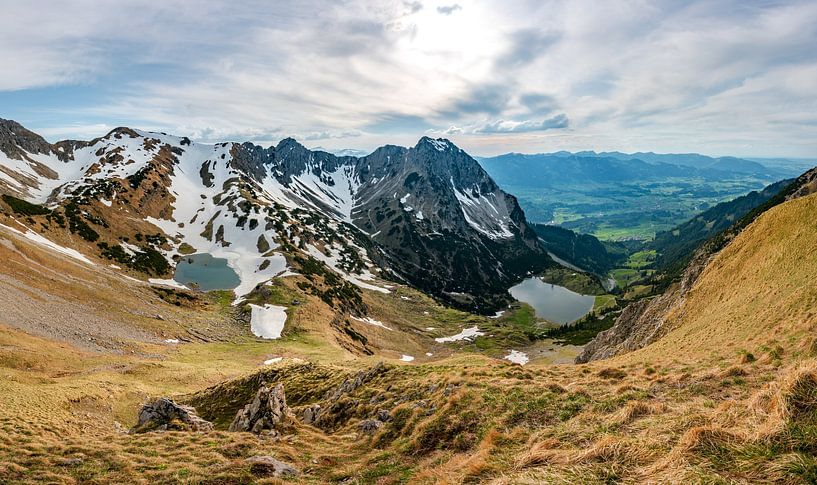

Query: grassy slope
<box><xmin>2</xmin><ymin>193</ymin><xmax>817</xmax><ymax>483</ymax></box>
<box><xmin>625</xmin><ymin>191</ymin><xmax>817</xmax><ymax>366</ymax></box>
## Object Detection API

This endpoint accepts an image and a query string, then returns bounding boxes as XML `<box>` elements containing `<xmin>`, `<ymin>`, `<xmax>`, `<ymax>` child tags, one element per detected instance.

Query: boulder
<box><xmin>245</xmin><ymin>455</ymin><xmax>299</xmax><ymax>477</ymax></box>
<box><xmin>131</xmin><ymin>397</ymin><xmax>213</xmax><ymax>433</ymax></box>
<box><xmin>229</xmin><ymin>383</ymin><xmax>293</xmax><ymax>434</ymax></box>
<box><xmin>375</xmin><ymin>409</ymin><xmax>391</xmax><ymax>422</ymax></box>
<box><xmin>301</xmin><ymin>404</ymin><xmax>321</xmax><ymax>425</ymax></box>
<box><xmin>358</xmin><ymin>419</ymin><xmax>382</xmax><ymax>435</ymax></box>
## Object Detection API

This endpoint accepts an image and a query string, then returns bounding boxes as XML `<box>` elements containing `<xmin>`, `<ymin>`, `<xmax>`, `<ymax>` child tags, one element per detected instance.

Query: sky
<box><xmin>1</xmin><ymin>0</ymin><xmax>816</xmax><ymax>158</ymax></box>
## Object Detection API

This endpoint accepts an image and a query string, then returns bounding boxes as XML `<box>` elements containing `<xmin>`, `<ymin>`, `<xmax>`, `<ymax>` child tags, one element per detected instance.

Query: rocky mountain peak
<box><xmin>104</xmin><ymin>127</ymin><xmax>142</xmax><ymax>140</ymax></box>
<box><xmin>275</xmin><ymin>137</ymin><xmax>307</xmax><ymax>153</ymax></box>
<box><xmin>416</xmin><ymin>136</ymin><xmax>454</xmax><ymax>153</ymax></box>
<box><xmin>0</xmin><ymin>118</ymin><xmax>58</xmax><ymax>161</ymax></box>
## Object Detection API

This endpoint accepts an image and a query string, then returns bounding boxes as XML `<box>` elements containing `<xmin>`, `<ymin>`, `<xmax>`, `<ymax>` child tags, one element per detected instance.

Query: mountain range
<box><xmin>0</xmin><ymin>118</ymin><xmax>549</xmax><ymax>313</ymax></box>
<box><xmin>478</xmin><ymin>150</ymin><xmax>798</xmax><ymax>189</ymax></box>
<box><xmin>476</xmin><ymin>150</ymin><xmax>801</xmax><ymax>239</ymax></box>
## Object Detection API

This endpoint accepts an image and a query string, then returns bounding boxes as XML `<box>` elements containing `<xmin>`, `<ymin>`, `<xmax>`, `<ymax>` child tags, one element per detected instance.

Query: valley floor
<box><xmin>2</xmin><ymin>194</ymin><xmax>817</xmax><ymax>484</ymax></box>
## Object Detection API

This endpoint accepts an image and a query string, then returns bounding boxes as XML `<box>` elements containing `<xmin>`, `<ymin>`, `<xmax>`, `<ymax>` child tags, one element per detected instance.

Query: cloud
<box><xmin>437</xmin><ymin>4</ymin><xmax>461</xmax><ymax>15</ymax></box>
<box><xmin>404</xmin><ymin>1</ymin><xmax>423</xmax><ymax>14</ymax></box>
<box><xmin>518</xmin><ymin>92</ymin><xmax>559</xmax><ymax>115</ymax></box>
<box><xmin>440</xmin><ymin>114</ymin><xmax>569</xmax><ymax>135</ymax></box>
<box><xmin>473</xmin><ymin>114</ymin><xmax>569</xmax><ymax>133</ymax></box>
<box><xmin>364</xmin><ymin>113</ymin><xmax>432</xmax><ymax>134</ymax></box>
<box><xmin>443</xmin><ymin>83</ymin><xmax>513</xmax><ymax>117</ymax></box>
<box><xmin>1</xmin><ymin>0</ymin><xmax>816</xmax><ymax>157</ymax></box>
<box><xmin>302</xmin><ymin>130</ymin><xmax>362</xmax><ymax>141</ymax></box>
<box><xmin>494</xmin><ymin>28</ymin><xmax>561</xmax><ymax>69</ymax></box>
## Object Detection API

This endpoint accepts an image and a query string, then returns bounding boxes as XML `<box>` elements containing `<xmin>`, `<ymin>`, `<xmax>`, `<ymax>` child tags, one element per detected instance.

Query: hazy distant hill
<box><xmin>478</xmin><ymin>151</ymin><xmax>787</xmax><ymax>240</ymax></box>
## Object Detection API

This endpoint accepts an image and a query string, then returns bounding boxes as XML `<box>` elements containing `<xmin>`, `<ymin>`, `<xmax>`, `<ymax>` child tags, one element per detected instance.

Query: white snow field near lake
<box><xmin>148</xmin><ymin>278</ymin><xmax>189</xmax><ymax>290</ymax></box>
<box><xmin>504</xmin><ymin>350</ymin><xmax>529</xmax><ymax>365</ymax></box>
<box><xmin>249</xmin><ymin>304</ymin><xmax>288</xmax><ymax>339</ymax></box>
<box><xmin>435</xmin><ymin>326</ymin><xmax>485</xmax><ymax>343</ymax></box>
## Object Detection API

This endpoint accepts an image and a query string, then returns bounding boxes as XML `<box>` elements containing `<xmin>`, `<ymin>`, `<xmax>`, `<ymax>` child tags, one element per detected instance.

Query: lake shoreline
<box><xmin>509</xmin><ymin>276</ymin><xmax>596</xmax><ymax>325</ymax></box>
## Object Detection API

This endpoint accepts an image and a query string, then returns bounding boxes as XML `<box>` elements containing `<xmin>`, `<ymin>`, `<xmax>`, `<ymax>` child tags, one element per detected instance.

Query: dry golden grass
<box><xmin>621</xmin><ymin>192</ymin><xmax>817</xmax><ymax>367</ymax></box>
<box><xmin>1</xmin><ymin>192</ymin><xmax>817</xmax><ymax>483</ymax></box>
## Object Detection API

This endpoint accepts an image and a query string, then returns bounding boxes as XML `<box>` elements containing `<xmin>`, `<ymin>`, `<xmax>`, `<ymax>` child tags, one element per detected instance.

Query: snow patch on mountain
<box><xmin>0</xmin><ymin>222</ymin><xmax>95</xmax><ymax>265</ymax></box>
<box><xmin>0</xmin><ymin>149</ymin><xmax>84</xmax><ymax>203</ymax></box>
<box><xmin>286</xmin><ymin>163</ymin><xmax>359</xmax><ymax>222</ymax></box>
<box><xmin>350</xmin><ymin>315</ymin><xmax>392</xmax><ymax>330</ymax></box>
<box><xmin>148</xmin><ymin>278</ymin><xmax>189</xmax><ymax>290</ymax></box>
<box><xmin>450</xmin><ymin>178</ymin><xmax>515</xmax><ymax>239</ymax></box>
<box><xmin>305</xmin><ymin>243</ymin><xmax>390</xmax><ymax>293</ymax></box>
<box><xmin>249</xmin><ymin>304</ymin><xmax>287</xmax><ymax>339</ymax></box>
<box><xmin>503</xmin><ymin>350</ymin><xmax>529</xmax><ymax>365</ymax></box>
<box><xmin>144</xmin><ymin>139</ymin><xmax>288</xmax><ymax>301</ymax></box>
<box><xmin>427</xmin><ymin>138</ymin><xmax>449</xmax><ymax>152</ymax></box>
<box><xmin>435</xmin><ymin>326</ymin><xmax>485</xmax><ymax>343</ymax></box>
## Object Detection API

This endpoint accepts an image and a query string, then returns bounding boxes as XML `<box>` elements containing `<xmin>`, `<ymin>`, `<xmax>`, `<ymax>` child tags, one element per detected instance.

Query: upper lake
<box><xmin>174</xmin><ymin>253</ymin><xmax>240</xmax><ymax>291</ymax></box>
<box><xmin>509</xmin><ymin>277</ymin><xmax>595</xmax><ymax>324</ymax></box>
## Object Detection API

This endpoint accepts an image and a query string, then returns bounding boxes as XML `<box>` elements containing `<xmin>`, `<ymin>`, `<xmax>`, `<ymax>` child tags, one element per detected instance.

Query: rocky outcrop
<box><xmin>325</xmin><ymin>362</ymin><xmax>387</xmax><ymax>402</ymax></box>
<box><xmin>0</xmin><ymin>119</ymin><xmax>63</xmax><ymax>162</ymax></box>
<box><xmin>358</xmin><ymin>419</ymin><xmax>383</xmax><ymax>435</ymax></box>
<box><xmin>229</xmin><ymin>383</ymin><xmax>293</xmax><ymax>435</ymax></box>
<box><xmin>301</xmin><ymin>404</ymin><xmax>321</xmax><ymax>425</ymax></box>
<box><xmin>784</xmin><ymin>166</ymin><xmax>817</xmax><ymax>201</ymax></box>
<box><xmin>131</xmin><ymin>398</ymin><xmax>213</xmax><ymax>433</ymax></box>
<box><xmin>245</xmin><ymin>456</ymin><xmax>299</xmax><ymax>478</ymax></box>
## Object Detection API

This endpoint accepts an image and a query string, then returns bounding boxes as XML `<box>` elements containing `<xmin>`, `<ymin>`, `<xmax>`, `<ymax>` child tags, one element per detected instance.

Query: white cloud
<box><xmin>1</xmin><ymin>0</ymin><xmax>816</xmax><ymax>157</ymax></box>
<box><xmin>437</xmin><ymin>4</ymin><xmax>462</xmax><ymax>15</ymax></box>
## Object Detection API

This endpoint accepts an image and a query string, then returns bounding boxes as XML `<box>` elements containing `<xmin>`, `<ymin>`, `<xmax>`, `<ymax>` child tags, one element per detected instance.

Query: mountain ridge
<box><xmin>0</xmin><ymin>118</ymin><xmax>550</xmax><ymax>313</ymax></box>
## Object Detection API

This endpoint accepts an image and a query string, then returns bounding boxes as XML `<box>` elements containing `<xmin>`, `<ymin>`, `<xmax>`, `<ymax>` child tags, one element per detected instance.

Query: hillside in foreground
<box><xmin>1</xmin><ymin>174</ymin><xmax>817</xmax><ymax>483</ymax></box>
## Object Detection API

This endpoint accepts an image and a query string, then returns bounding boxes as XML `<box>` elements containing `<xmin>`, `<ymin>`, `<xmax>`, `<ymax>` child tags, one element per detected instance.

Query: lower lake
<box><xmin>509</xmin><ymin>277</ymin><xmax>595</xmax><ymax>325</ymax></box>
<box><xmin>173</xmin><ymin>253</ymin><xmax>240</xmax><ymax>291</ymax></box>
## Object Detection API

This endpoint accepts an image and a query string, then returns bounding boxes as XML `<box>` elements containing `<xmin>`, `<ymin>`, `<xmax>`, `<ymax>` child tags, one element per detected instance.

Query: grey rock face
<box><xmin>131</xmin><ymin>397</ymin><xmax>213</xmax><ymax>433</ymax></box>
<box><xmin>301</xmin><ymin>404</ymin><xmax>321</xmax><ymax>425</ymax></box>
<box><xmin>229</xmin><ymin>383</ymin><xmax>293</xmax><ymax>434</ymax></box>
<box><xmin>350</xmin><ymin>138</ymin><xmax>550</xmax><ymax>312</ymax></box>
<box><xmin>784</xmin><ymin>166</ymin><xmax>817</xmax><ymax>201</ymax></box>
<box><xmin>358</xmin><ymin>419</ymin><xmax>383</xmax><ymax>435</ymax></box>
<box><xmin>234</xmin><ymin>136</ymin><xmax>551</xmax><ymax>313</ymax></box>
<box><xmin>0</xmin><ymin>118</ymin><xmax>60</xmax><ymax>161</ymax></box>
<box><xmin>245</xmin><ymin>455</ymin><xmax>299</xmax><ymax>477</ymax></box>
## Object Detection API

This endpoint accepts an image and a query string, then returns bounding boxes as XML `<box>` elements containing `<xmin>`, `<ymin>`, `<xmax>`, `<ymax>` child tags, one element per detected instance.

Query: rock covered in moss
<box><xmin>358</xmin><ymin>419</ymin><xmax>383</xmax><ymax>435</ymax></box>
<box><xmin>229</xmin><ymin>383</ymin><xmax>293</xmax><ymax>434</ymax></box>
<box><xmin>301</xmin><ymin>403</ymin><xmax>321</xmax><ymax>425</ymax></box>
<box><xmin>245</xmin><ymin>455</ymin><xmax>299</xmax><ymax>477</ymax></box>
<box><xmin>131</xmin><ymin>397</ymin><xmax>213</xmax><ymax>433</ymax></box>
